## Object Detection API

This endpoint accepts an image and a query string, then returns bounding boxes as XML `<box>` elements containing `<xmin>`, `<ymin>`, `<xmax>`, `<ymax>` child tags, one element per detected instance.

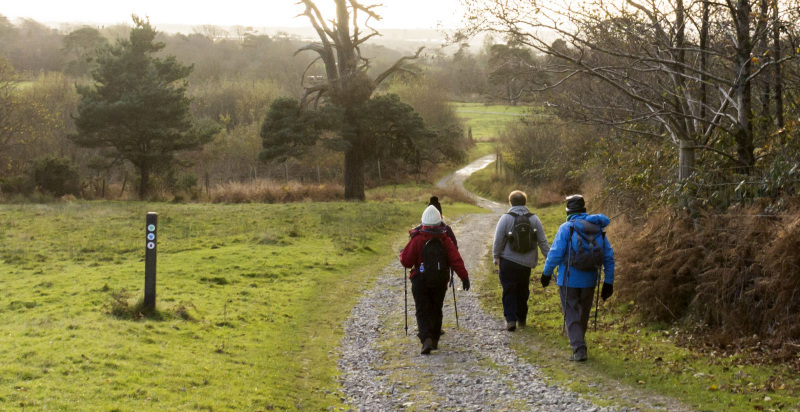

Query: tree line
<box><xmin>0</xmin><ymin>10</ymin><xmax>475</xmax><ymax>200</ymax></box>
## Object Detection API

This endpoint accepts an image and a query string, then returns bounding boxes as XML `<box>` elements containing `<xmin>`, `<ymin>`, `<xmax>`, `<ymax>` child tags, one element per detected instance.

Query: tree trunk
<box><xmin>773</xmin><ymin>0</ymin><xmax>785</xmax><ymax>135</ymax></box>
<box><xmin>699</xmin><ymin>1</ymin><xmax>709</xmax><ymax>124</ymax></box>
<box><xmin>344</xmin><ymin>147</ymin><xmax>365</xmax><ymax>200</ymax></box>
<box><xmin>759</xmin><ymin>0</ymin><xmax>771</xmax><ymax>123</ymax></box>
<box><xmin>679</xmin><ymin>140</ymin><xmax>695</xmax><ymax>180</ymax></box>
<box><xmin>342</xmin><ymin>105</ymin><xmax>366</xmax><ymax>200</ymax></box>
<box><xmin>139</xmin><ymin>163</ymin><xmax>150</xmax><ymax>200</ymax></box>
<box><xmin>734</xmin><ymin>0</ymin><xmax>756</xmax><ymax>172</ymax></box>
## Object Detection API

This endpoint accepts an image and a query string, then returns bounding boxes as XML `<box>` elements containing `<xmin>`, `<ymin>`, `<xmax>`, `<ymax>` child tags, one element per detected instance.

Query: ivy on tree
<box><xmin>70</xmin><ymin>16</ymin><xmax>217</xmax><ymax>199</ymax></box>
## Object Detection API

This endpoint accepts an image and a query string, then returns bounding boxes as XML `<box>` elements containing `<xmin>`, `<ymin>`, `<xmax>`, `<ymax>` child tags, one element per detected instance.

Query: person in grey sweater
<box><xmin>492</xmin><ymin>190</ymin><xmax>550</xmax><ymax>331</ymax></box>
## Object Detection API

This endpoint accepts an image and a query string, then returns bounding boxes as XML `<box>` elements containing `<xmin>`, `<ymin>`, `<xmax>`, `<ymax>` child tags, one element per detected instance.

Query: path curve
<box><xmin>337</xmin><ymin>156</ymin><xmax>685</xmax><ymax>411</ymax></box>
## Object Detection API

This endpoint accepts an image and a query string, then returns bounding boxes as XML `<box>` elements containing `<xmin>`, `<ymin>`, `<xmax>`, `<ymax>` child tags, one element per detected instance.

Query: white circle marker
<box><xmin>147</xmin><ymin>233</ymin><xmax>155</xmax><ymax>241</ymax></box>
<box><xmin>147</xmin><ymin>242</ymin><xmax>155</xmax><ymax>250</ymax></box>
<box><xmin>148</xmin><ymin>224</ymin><xmax>156</xmax><ymax>232</ymax></box>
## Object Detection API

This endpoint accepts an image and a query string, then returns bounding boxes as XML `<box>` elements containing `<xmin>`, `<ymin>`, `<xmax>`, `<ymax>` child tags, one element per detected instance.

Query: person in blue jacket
<box><xmin>541</xmin><ymin>194</ymin><xmax>615</xmax><ymax>362</ymax></box>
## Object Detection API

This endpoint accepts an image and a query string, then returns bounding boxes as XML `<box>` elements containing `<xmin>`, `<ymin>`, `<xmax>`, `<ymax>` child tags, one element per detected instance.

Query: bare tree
<box><xmin>192</xmin><ymin>24</ymin><xmax>229</xmax><ymax>41</ymax></box>
<box><xmin>460</xmin><ymin>0</ymin><xmax>800</xmax><ymax>176</ymax></box>
<box><xmin>296</xmin><ymin>0</ymin><xmax>423</xmax><ymax>200</ymax></box>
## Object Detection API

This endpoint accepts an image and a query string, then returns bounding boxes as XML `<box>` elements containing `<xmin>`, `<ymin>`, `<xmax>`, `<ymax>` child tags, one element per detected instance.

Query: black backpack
<box><xmin>506</xmin><ymin>212</ymin><xmax>537</xmax><ymax>253</ymax></box>
<box><xmin>420</xmin><ymin>237</ymin><xmax>450</xmax><ymax>287</ymax></box>
<box><xmin>568</xmin><ymin>220</ymin><xmax>605</xmax><ymax>272</ymax></box>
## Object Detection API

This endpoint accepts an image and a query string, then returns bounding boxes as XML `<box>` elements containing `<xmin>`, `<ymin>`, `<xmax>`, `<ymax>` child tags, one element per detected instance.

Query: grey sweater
<box><xmin>492</xmin><ymin>205</ymin><xmax>550</xmax><ymax>268</ymax></box>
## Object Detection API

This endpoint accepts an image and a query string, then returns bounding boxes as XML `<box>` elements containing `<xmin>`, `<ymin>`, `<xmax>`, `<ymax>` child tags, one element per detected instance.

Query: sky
<box><xmin>1</xmin><ymin>0</ymin><xmax>468</xmax><ymax>30</ymax></box>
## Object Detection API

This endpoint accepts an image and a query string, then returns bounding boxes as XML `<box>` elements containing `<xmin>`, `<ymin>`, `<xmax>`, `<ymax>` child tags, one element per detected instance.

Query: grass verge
<box><xmin>474</xmin><ymin>204</ymin><xmax>800</xmax><ymax>411</ymax></box>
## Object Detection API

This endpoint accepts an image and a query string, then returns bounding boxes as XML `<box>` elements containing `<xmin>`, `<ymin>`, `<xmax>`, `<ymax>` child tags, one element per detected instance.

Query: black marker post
<box><xmin>144</xmin><ymin>212</ymin><xmax>158</xmax><ymax>310</ymax></box>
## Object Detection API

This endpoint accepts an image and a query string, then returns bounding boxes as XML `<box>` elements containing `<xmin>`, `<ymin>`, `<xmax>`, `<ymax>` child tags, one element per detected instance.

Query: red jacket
<box><xmin>400</xmin><ymin>226</ymin><xmax>469</xmax><ymax>281</ymax></box>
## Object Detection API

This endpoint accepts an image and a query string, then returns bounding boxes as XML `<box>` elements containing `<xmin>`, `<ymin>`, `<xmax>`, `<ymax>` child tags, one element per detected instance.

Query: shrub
<box><xmin>29</xmin><ymin>155</ymin><xmax>81</xmax><ymax>197</ymax></box>
<box><xmin>0</xmin><ymin>175</ymin><xmax>32</xmax><ymax>195</ymax></box>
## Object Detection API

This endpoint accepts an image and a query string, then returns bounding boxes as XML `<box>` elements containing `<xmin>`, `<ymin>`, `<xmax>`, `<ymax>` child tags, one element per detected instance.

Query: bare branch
<box><xmin>373</xmin><ymin>47</ymin><xmax>424</xmax><ymax>88</ymax></box>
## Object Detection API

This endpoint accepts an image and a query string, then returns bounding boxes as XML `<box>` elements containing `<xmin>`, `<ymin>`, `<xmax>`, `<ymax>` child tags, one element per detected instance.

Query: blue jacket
<box><xmin>542</xmin><ymin>213</ymin><xmax>615</xmax><ymax>288</ymax></box>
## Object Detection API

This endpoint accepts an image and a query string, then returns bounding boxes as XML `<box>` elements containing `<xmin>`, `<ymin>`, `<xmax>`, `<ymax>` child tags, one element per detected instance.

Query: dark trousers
<box><xmin>411</xmin><ymin>277</ymin><xmax>448</xmax><ymax>344</ymax></box>
<box><xmin>499</xmin><ymin>258</ymin><xmax>532</xmax><ymax>323</ymax></box>
<box><xmin>559</xmin><ymin>286</ymin><xmax>595</xmax><ymax>353</ymax></box>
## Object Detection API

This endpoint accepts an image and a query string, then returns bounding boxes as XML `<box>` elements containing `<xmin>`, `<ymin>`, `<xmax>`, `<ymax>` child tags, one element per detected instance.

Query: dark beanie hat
<box><xmin>566</xmin><ymin>194</ymin><xmax>586</xmax><ymax>214</ymax></box>
<box><xmin>428</xmin><ymin>196</ymin><xmax>442</xmax><ymax>214</ymax></box>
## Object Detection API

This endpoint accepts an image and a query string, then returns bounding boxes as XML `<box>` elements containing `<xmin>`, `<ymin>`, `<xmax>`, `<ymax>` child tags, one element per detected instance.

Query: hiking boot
<box><xmin>506</xmin><ymin>321</ymin><xmax>517</xmax><ymax>331</ymax></box>
<box><xmin>421</xmin><ymin>338</ymin><xmax>434</xmax><ymax>355</ymax></box>
<box><xmin>517</xmin><ymin>319</ymin><xmax>526</xmax><ymax>327</ymax></box>
<box><xmin>569</xmin><ymin>349</ymin><xmax>588</xmax><ymax>362</ymax></box>
<box><xmin>432</xmin><ymin>338</ymin><xmax>439</xmax><ymax>350</ymax></box>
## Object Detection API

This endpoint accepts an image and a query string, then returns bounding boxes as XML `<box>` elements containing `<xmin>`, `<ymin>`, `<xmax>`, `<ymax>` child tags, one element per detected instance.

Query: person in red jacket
<box><xmin>400</xmin><ymin>205</ymin><xmax>470</xmax><ymax>355</ymax></box>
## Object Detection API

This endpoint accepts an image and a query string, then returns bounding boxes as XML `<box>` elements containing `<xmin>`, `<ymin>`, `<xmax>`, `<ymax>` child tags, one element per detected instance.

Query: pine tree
<box><xmin>70</xmin><ymin>16</ymin><xmax>217</xmax><ymax>199</ymax></box>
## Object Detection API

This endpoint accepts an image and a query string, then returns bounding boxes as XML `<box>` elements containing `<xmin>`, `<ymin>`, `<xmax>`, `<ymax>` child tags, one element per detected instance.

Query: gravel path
<box><xmin>336</xmin><ymin>156</ymin><xmax>684</xmax><ymax>411</ymax></box>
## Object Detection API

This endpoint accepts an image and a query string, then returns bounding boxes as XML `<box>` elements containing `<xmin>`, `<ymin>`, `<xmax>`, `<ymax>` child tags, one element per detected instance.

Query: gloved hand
<box><xmin>601</xmin><ymin>282</ymin><xmax>613</xmax><ymax>301</ymax></box>
<box><xmin>540</xmin><ymin>274</ymin><xmax>551</xmax><ymax>288</ymax></box>
<box><xmin>462</xmin><ymin>278</ymin><xmax>471</xmax><ymax>291</ymax></box>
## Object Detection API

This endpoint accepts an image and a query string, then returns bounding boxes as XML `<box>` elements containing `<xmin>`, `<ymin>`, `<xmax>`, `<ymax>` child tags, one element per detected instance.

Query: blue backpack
<box><xmin>568</xmin><ymin>220</ymin><xmax>605</xmax><ymax>272</ymax></box>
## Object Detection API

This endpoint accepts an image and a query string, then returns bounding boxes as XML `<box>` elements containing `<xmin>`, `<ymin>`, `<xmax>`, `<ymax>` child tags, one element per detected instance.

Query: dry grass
<box><xmin>366</xmin><ymin>184</ymin><xmax>476</xmax><ymax>206</ymax></box>
<box><xmin>210</xmin><ymin>179</ymin><xmax>344</xmax><ymax>203</ymax></box>
<box><xmin>614</xmin><ymin>203</ymin><xmax>800</xmax><ymax>364</ymax></box>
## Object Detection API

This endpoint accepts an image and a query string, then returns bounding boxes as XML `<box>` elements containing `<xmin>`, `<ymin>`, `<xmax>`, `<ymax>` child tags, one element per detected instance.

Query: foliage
<box><xmin>0</xmin><ymin>16</ymin><xmax>62</xmax><ymax>72</ymax></box>
<box><xmin>0</xmin><ymin>175</ymin><xmax>30</xmax><ymax>195</ymax></box>
<box><xmin>0</xmin><ymin>56</ymin><xmax>20</xmax><ymax>158</ymax></box>
<box><xmin>259</xmin><ymin>97</ymin><xmax>336</xmax><ymax>164</ymax></box>
<box><xmin>387</xmin><ymin>73</ymin><xmax>471</xmax><ymax>166</ymax></box>
<box><xmin>498</xmin><ymin>120</ymin><xmax>597</xmax><ymax>195</ymax></box>
<box><xmin>189</xmin><ymin>78</ymin><xmax>280</xmax><ymax>130</ymax></box>
<box><xmin>29</xmin><ymin>155</ymin><xmax>81</xmax><ymax>197</ymax></box>
<box><xmin>70</xmin><ymin>16</ymin><xmax>218</xmax><ymax>199</ymax></box>
<box><xmin>61</xmin><ymin>26</ymin><xmax>107</xmax><ymax>77</ymax></box>
<box><xmin>486</xmin><ymin>41</ymin><xmax>538</xmax><ymax>106</ymax></box>
<box><xmin>260</xmin><ymin>94</ymin><xmax>466</xmax><ymax>182</ymax></box>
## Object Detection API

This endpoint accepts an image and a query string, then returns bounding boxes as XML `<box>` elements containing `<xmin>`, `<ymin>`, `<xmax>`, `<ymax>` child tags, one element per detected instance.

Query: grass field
<box><xmin>0</xmin><ymin>200</ymin><xmax>482</xmax><ymax>410</ymax></box>
<box><xmin>452</xmin><ymin>102</ymin><xmax>543</xmax><ymax>140</ymax></box>
<box><xmin>472</xmin><ymin>202</ymin><xmax>800</xmax><ymax>411</ymax></box>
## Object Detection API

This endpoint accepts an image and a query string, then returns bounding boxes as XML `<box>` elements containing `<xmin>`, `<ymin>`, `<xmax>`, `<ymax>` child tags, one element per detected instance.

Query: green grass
<box><xmin>475</xmin><ymin>204</ymin><xmax>800</xmax><ymax>411</ymax></box>
<box><xmin>0</xmin><ymin>200</ymin><xmax>483</xmax><ymax>410</ymax></box>
<box><xmin>452</xmin><ymin>102</ymin><xmax>543</xmax><ymax>140</ymax></box>
<box><xmin>463</xmin><ymin>160</ymin><xmax>547</xmax><ymax>206</ymax></box>
<box><xmin>467</xmin><ymin>142</ymin><xmax>495</xmax><ymax>163</ymax></box>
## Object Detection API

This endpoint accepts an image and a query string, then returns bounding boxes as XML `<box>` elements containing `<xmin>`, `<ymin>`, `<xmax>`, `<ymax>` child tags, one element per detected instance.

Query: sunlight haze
<box><xmin>2</xmin><ymin>0</ymin><xmax>467</xmax><ymax>30</ymax></box>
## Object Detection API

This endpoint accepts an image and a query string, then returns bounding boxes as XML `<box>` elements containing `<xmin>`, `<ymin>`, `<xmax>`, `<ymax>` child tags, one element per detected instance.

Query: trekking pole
<box><xmin>404</xmin><ymin>267</ymin><xmax>408</xmax><ymax>336</ymax></box>
<box><xmin>562</xmin><ymin>228</ymin><xmax>572</xmax><ymax>336</ymax></box>
<box><xmin>450</xmin><ymin>269</ymin><xmax>459</xmax><ymax>328</ymax></box>
<box><xmin>594</xmin><ymin>266</ymin><xmax>602</xmax><ymax>332</ymax></box>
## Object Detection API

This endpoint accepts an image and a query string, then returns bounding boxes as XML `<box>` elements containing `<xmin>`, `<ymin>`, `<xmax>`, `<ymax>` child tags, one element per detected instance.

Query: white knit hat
<box><xmin>421</xmin><ymin>205</ymin><xmax>442</xmax><ymax>226</ymax></box>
